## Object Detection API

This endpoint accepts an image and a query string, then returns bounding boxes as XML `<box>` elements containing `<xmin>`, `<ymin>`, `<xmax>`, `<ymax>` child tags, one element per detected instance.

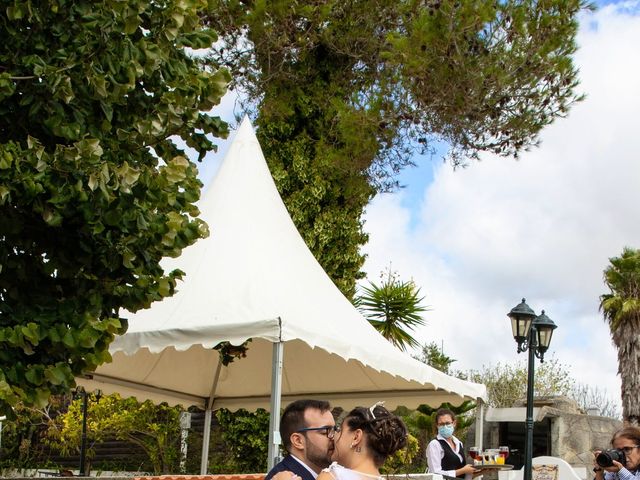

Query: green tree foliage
<box><xmin>46</xmin><ymin>393</ymin><xmax>183</xmax><ymax>474</ymax></box>
<box><xmin>354</xmin><ymin>269</ymin><xmax>428</xmax><ymax>351</ymax></box>
<box><xmin>600</xmin><ymin>247</ymin><xmax>640</xmax><ymax>425</ymax></box>
<box><xmin>0</xmin><ymin>399</ymin><xmax>65</xmax><ymax>469</ymax></box>
<box><xmin>256</xmin><ymin>116</ymin><xmax>373</xmax><ymax>298</ymax></box>
<box><xmin>414</xmin><ymin>342</ymin><xmax>457</xmax><ymax>375</ymax></box>
<box><xmin>211</xmin><ymin>408</ymin><xmax>270</xmax><ymax>474</ymax></box>
<box><xmin>0</xmin><ymin>1</ymin><xmax>230</xmax><ymax>413</ymax></box>
<box><xmin>206</xmin><ymin>0</ymin><xmax>590</xmax><ymax>296</ymax></box>
<box><xmin>381</xmin><ymin>432</ymin><xmax>419</xmax><ymax>474</ymax></box>
<box><xmin>466</xmin><ymin>355</ymin><xmax>573</xmax><ymax>408</ymax></box>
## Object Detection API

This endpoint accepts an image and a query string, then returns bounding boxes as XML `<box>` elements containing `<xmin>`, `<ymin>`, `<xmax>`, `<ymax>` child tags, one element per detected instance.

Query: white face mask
<box><xmin>438</xmin><ymin>424</ymin><xmax>455</xmax><ymax>438</ymax></box>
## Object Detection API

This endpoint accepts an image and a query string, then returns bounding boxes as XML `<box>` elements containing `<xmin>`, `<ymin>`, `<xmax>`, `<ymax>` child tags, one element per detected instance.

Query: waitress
<box><xmin>426</xmin><ymin>408</ymin><xmax>478</xmax><ymax>480</ymax></box>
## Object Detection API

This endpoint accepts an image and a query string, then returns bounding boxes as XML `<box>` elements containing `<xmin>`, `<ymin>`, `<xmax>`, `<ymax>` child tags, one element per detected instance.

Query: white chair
<box><xmin>498</xmin><ymin>456</ymin><xmax>584</xmax><ymax>480</ymax></box>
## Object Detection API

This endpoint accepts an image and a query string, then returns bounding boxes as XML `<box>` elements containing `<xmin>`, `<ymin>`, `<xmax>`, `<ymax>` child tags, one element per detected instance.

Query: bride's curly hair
<box><xmin>343</xmin><ymin>404</ymin><xmax>408</xmax><ymax>467</ymax></box>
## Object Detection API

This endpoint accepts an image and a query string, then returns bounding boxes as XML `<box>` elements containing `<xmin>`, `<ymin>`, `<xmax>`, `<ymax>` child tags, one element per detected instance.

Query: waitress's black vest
<box><xmin>438</xmin><ymin>438</ymin><xmax>465</xmax><ymax>478</ymax></box>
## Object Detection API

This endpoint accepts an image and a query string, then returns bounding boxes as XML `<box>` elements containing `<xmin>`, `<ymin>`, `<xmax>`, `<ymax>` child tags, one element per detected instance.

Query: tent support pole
<box><xmin>475</xmin><ymin>399</ymin><xmax>484</xmax><ymax>450</ymax></box>
<box><xmin>200</xmin><ymin>360</ymin><xmax>223</xmax><ymax>475</ymax></box>
<box><xmin>268</xmin><ymin>341</ymin><xmax>284</xmax><ymax>471</ymax></box>
<box><xmin>200</xmin><ymin>409</ymin><xmax>213</xmax><ymax>475</ymax></box>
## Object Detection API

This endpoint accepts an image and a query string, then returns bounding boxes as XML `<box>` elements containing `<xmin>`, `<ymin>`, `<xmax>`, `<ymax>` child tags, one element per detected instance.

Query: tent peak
<box><xmin>238</xmin><ymin>115</ymin><xmax>255</xmax><ymax>135</ymax></box>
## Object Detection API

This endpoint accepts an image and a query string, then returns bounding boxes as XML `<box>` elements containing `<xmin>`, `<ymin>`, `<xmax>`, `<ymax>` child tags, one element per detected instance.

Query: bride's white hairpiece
<box><xmin>368</xmin><ymin>400</ymin><xmax>386</xmax><ymax>420</ymax></box>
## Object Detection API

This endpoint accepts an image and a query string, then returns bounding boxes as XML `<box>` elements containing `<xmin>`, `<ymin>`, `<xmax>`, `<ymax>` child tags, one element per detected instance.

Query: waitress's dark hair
<box><xmin>343</xmin><ymin>404</ymin><xmax>408</xmax><ymax>467</ymax></box>
<box><xmin>435</xmin><ymin>408</ymin><xmax>456</xmax><ymax>424</ymax></box>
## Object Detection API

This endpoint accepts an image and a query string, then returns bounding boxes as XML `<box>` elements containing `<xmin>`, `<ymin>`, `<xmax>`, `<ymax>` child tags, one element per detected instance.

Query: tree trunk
<box><xmin>613</xmin><ymin>314</ymin><xmax>640</xmax><ymax>425</ymax></box>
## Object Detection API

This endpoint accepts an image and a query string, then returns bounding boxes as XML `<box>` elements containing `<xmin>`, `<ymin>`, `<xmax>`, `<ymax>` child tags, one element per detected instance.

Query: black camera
<box><xmin>596</xmin><ymin>449</ymin><xmax>626</xmax><ymax>468</ymax></box>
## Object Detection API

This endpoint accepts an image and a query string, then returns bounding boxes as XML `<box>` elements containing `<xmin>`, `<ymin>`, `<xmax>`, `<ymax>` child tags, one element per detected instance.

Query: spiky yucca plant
<box><xmin>355</xmin><ymin>269</ymin><xmax>428</xmax><ymax>351</ymax></box>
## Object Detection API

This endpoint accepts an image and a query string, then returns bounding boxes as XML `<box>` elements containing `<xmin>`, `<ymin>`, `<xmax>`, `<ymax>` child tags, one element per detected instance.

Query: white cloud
<box><xmin>362</xmin><ymin>4</ymin><xmax>640</xmax><ymax>405</ymax></box>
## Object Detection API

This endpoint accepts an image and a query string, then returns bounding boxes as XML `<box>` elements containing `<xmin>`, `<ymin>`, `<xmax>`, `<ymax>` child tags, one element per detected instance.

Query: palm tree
<box><xmin>354</xmin><ymin>268</ymin><xmax>428</xmax><ymax>351</ymax></box>
<box><xmin>600</xmin><ymin>247</ymin><xmax>640</xmax><ymax>425</ymax></box>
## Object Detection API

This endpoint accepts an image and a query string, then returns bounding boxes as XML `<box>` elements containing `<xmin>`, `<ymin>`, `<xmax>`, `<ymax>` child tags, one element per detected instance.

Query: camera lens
<box><xmin>596</xmin><ymin>449</ymin><xmax>626</xmax><ymax>468</ymax></box>
<box><xmin>596</xmin><ymin>452</ymin><xmax>614</xmax><ymax>468</ymax></box>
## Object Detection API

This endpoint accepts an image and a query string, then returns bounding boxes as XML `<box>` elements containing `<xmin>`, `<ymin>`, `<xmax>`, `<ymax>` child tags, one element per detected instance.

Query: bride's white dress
<box><xmin>322</xmin><ymin>462</ymin><xmax>382</xmax><ymax>480</ymax></box>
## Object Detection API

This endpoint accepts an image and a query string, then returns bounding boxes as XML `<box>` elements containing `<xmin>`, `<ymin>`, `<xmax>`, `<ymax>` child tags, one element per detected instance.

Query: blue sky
<box><xmin>200</xmin><ymin>1</ymin><xmax>640</xmax><ymax>409</ymax></box>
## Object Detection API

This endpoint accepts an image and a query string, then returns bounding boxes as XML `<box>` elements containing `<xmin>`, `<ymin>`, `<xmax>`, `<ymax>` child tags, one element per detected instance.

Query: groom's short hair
<box><xmin>280</xmin><ymin>399</ymin><xmax>331</xmax><ymax>451</ymax></box>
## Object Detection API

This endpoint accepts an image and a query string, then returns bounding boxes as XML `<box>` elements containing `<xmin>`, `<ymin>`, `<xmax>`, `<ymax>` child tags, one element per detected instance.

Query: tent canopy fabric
<box><xmin>78</xmin><ymin>117</ymin><xmax>486</xmax><ymax>411</ymax></box>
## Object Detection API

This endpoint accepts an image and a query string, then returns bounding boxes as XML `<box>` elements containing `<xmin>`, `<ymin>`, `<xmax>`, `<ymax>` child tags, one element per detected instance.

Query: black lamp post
<box><xmin>73</xmin><ymin>387</ymin><xmax>101</xmax><ymax>476</ymax></box>
<box><xmin>507</xmin><ymin>298</ymin><xmax>557</xmax><ymax>480</ymax></box>
<box><xmin>73</xmin><ymin>387</ymin><xmax>89</xmax><ymax>476</ymax></box>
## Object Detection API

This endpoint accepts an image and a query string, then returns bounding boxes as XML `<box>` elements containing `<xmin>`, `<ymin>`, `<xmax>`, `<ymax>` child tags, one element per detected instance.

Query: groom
<box><xmin>265</xmin><ymin>399</ymin><xmax>337</xmax><ymax>480</ymax></box>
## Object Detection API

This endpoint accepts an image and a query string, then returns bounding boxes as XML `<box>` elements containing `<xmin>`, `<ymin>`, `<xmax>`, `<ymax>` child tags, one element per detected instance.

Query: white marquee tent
<box><xmin>77</xmin><ymin>117</ymin><xmax>486</xmax><ymax>473</ymax></box>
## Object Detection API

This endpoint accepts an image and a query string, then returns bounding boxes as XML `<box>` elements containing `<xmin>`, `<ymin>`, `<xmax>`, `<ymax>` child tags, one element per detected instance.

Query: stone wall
<box><xmin>551</xmin><ymin>411</ymin><xmax>621</xmax><ymax>472</ymax></box>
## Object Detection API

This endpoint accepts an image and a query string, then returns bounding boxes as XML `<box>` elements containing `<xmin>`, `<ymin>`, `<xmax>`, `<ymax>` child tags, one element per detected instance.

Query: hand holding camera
<box><xmin>593</xmin><ymin>449</ymin><xmax>626</xmax><ymax>474</ymax></box>
<box><xmin>597</xmin><ymin>449</ymin><xmax>627</xmax><ymax>469</ymax></box>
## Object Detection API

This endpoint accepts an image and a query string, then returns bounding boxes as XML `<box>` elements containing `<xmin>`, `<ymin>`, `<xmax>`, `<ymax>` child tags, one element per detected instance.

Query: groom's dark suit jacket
<box><xmin>265</xmin><ymin>454</ymin><xmax>315</xmax><ymax>480</ymax></box>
